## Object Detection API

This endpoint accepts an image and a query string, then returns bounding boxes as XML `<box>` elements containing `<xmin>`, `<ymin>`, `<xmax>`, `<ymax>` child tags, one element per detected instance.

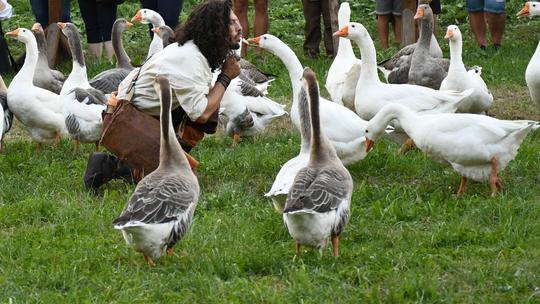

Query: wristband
<box><xmin>217</xmin><ymin>73</ymin><xmax>231</xmax><ymax>89</ymax></box>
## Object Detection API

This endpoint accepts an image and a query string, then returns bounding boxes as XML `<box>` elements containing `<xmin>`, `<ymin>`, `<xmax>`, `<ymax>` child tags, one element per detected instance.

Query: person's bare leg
<box><xmin>253</xmin><ymin>0</ymin><xmax>268</xmax><ymax>55</ymax></box>
<box><xmin>469</xmin><ymin>11</ymin><xmax>487</xmax><ymax>48</ymax></box>
<box><xmin>233</xmin><ymin>0</ymin><xmax>249</xmax><ymax>57</ymax></box>
<box><xmin>393</xmin><ymin>15</ymin><xmax>402</xmax><ymax>46</ymax></box>
<box><xmin>486</xmin><ymin>12</ymin><xmax>506</xmax><ymax>47</ymax></box>
<box><xmin>377</xmin><ymin>14</ymin><xmax>391</xmax><ymax>49</ymax></box>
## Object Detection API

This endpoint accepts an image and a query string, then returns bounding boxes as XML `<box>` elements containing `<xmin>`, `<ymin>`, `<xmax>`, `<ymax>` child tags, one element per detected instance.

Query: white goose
<box><xmin>58</xmin><ymin>22</ymin><xmax>107</xmax><ymax>154</ymax></box>
<box><xmin>114</xmin><ymin>76</ymin><xmax>199</xmax><ymax>266</ymax></box>
<box><xmin>440</xmin><ymin>25</ymin><xmax>493</xmax><ymax>114</ymax></box>
<box><xmin>365</xmin><ymin>103</ymin><xmax>538</xmax><ymax>196</ymax></box>
<box><xmin>6</xmin><ymin>28</ymin><xmax>66</xmax><ymax>148</ymax></box>
<box><xmin>131</xmin><ymin>9</ymin><xmax>166</xmax><ymax>59</ymax></box>
<box><xmin>517</xmin><ymin>2</ymin><xmax>540</xmax><ymax>111</ymax></box>
<box><xmin>0</xmin><ymin>76</ymin><xmax>12</xmax><ymax>151</ymax></box>
<box><xmin>218</xmin><ymin>79</ymin><xmax>287</xmax><ymax>144</ymax></box>
<box><xmin>249</xmin><ymin>34</ymin><xmax>370</xmax><ymax>165</ymax></box>
<box><xmin>283</xmin><ymin>68</ymin><xmax>352</xmax><ymax>257</ymax></box>
<box><xmin>325</xmin><ymin>2</ymin><xmax>361</xmax><ymax>109</ymax></box>
<box><xmin>334</xmin><ymin>23</ymin><xmax>472</xmax><ymax>121</ymax></box>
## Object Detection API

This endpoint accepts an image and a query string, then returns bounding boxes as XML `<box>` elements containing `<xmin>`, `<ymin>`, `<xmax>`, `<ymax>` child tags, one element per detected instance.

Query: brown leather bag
<box><xmin>100</xmin><ymin>99</ymin><xmax>161</xmax><ymax>175</ymax></box>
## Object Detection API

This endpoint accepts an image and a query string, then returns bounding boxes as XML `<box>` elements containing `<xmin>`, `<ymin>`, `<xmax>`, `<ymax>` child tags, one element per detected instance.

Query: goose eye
<box><xmin>534</xmin><ymin>4</ymin><xmax>537</xmax><ymax>7</ymax></box>
<box><xmin>263</xmin><ymin>37</ymin><xmax>267</xmax><ymax>40</ymax></box>
<box><xmin>351</xmin><ymin>24</ymin><xmax>356</xmax><ymax>28</ymax></box>
<box><xmin>365</xmin><ymin>129</ymin><xmax>369</xmax><ymax>133</ymax></box>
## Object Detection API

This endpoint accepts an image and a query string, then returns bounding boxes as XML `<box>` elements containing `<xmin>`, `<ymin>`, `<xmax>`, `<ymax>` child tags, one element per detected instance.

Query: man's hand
<box><xmin>221</xmin><ymin>56</ymin><xmax>241</xmax><ymax>79</ymax></box>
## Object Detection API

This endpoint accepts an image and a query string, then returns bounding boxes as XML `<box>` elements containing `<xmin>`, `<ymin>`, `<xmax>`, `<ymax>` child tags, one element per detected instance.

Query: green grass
<box><xmin>1</xmin><ymin>0</ymin><xmax>540</xmax><ymax>302</ymax></box>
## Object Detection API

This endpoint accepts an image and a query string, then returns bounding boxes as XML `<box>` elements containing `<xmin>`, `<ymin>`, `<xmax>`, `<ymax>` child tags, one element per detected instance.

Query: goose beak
<box><xmin>131</xmin><ymin>11</ymin><xmax>142</xmax><ymax>22</ymax></box>
<box><xmin>414</xmin><ymin>8</ymin><xmax>424</xmax><ymax>20</ymax></box>
<box><xmin>517</xmin><ymin>3</ymin><xmax>530</xmax><ymax>17</ymax></box>
<box><xmin>444</xmin><ymin>29</ymin><xmax>454</xmax><ymax>39</ymax></box>
<box><xmin>365</xmin><ymin>139</ymin><xmax>374</xmax><ymax>153</ymax></box>
<box><xmin>5</xmin><ymin>28</ymin><xmax>19</xmax><ymax>37</ymax></box>
<box><xmin>125</xmin><ymin>21</ymin><xmax>133</xmax><ymax>29</ymax></box>
<box><xmin>333</xmin><ymin>26</ymin><xmax>348</xmax><ymax>37</ymax></box>
<box><xmin>247</xmin><ymin>36</ymin><xmax>260</xmax><ymax>45</ymax></box>
<box><xmin>151</xmin><ymin>27</ymin><xmax>160</xmax><ymax>34</ymax></box>
<box><xmin>31</xmin><ymin>23</ymin><xmax>41</xmax><ymax>32</ymax></box>
<box><xmin>57</xmin><ymin>22</ymin><xmax>66</xmax><ymax>29</ymax></box>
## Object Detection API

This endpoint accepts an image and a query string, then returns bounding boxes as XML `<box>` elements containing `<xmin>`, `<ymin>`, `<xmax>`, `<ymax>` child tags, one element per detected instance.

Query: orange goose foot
<box><xmin>295</xmin><ymin>241</ymin><xmax>301</xmax><ymax>257</ymax></box>
<box><xmin>166</xmin><ymin>247</ymin><xmax>174</xmax><ymax>257</ymax></box>
<box><xmin>143</xmin><ymin>255</ymin><xmax>156</xmax><ymax>267</ymax></box>
<box><xmin>398</xmin><ymin>138</ymin><xmax>415</xmax><ymax>154</ymax></box>
<box><xmin>232</xmin><ymin>133</ymin><xmax>240</xmax><ymax>146</ymax></box>
<box><xmin>456</xmin><ymin>176</ymin><xmax>467</xmax><ymax>196</ymax></box>
<box><xmin>489</xmin><ymin>157</ymin><xmax>503</xmax><ymax>196</ymax></box>
<box><xmin>331</xmin><ymin>235</ymin><xmax>339</xmax><ymax>257</ymax></box>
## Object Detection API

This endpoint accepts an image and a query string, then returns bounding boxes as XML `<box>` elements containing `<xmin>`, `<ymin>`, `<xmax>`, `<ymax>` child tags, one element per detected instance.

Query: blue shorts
<box><xmin>376</xmin><ymin>0</ymin><xmax>401</xmax><ymax>16</ymax></box>
<box><xmin>466</xmin><ymin>0</ymin><xmax>506</xmax><ymax>14</ymax></box>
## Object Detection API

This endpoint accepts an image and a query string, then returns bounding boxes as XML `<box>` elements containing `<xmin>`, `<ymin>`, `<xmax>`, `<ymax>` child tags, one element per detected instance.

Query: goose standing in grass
<box><xmin>0</xmin><ymin>76</ymin><xmax>12</xmax><ymax>151</ymax></box>
<box><xmin>325</xmin><ymin>2</ymin><xmax>361</xmax><ymax>109</ymax></box>
<box><xmin>58</xmin><ymin>22</ymin><xmax>107</xmax><ymax>154</ymax></box>
<box><xmin>152</xmin><ymin>25</ymin><xmax>175</xmax><ymax>48</ymax></box>
<box><xmin>283</xmin><ymin>68</ymin><xmax>352</xmax><ymax>257</ymax></box>
<box><xmin>265</xmin><ymin>75</ymin><xmax>311</xmax><ymax>213</ymax></box>
<box><xmin>517</xmin><ymin>2</ymin><xmax>540</xmax><ymax>111</ymax></box>
<box><xmin>30</xmin><ymin>23</ymin><xmax>65</xmax><ymax>94</ymax></box>
<box><xmin>407</xmin><ymin>4</ymin><xmax>449</xmax><ymax>90</ymax></box>
<box><xmin>334</xmin><ymin>23</ymin><xmax>472</xmax><ymax>122</ymax></box>
<box><xmin>440</xmin><ymin>25</ymin><xmax>493</xmax><ymax>114</ymax></box>
<box><xmin>131</xmin><ymin>9</ymin><xmax>166</xmax><ymax>59</ymax></box>
<box><xmin>248</xmin><ymin>34</ymin><xmax>370</xmax><ymax>165</ymax></box>
<box><xmin>113</xmin><ymin>76</ymin><xmax>199</xmax><ymax>266</ymax></box>
<box><xmin>364</xmin><ymin>103</ymin><xmax>538</xmax><ymax>196</ymax></box>
<box><xmin>87</xmin><ymin>20</ymin><xmax>133</xmax><ymax>94</ymax></box>
<box><xmin>6</xmin><ymin>28</ymin><xmax>66</xmax><ymax>148</ymax></box>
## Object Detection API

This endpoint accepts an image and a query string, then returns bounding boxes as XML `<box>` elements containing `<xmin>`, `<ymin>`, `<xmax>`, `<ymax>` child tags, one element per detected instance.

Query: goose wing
<box><xmin>113</xmin><ymin>175</ymin><xmax>198</xmax><ymax>225</ymax></box>
<box><xmin>284</xmin><ymin>166</ymin><xmax>351</xmax><ymax>213</ymax></box>
<box><xmin>89</xmin><ymin>68</ymin><xmax>130</xmax><ymax>94</ymax></box>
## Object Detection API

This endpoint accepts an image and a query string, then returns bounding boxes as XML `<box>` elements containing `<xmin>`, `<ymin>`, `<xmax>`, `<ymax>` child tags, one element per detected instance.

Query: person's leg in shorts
<box><xmin>485</xmin><ymin>0</ymin><xmax>506</xmax><ymax>48</ymax></box>
<box><xmin>467</xmin><ymin>0</ymin><xmax>488</xmax><ymax>49</ymax></box>
<box><xmin>376</xmin><ymin>0</ymin><xmax>401</xmax><ymax>49</ymax></box>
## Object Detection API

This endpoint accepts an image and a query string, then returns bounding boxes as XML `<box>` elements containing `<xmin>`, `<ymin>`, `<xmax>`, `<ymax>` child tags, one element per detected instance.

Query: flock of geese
<box><xmin>2</xmin><ymin>2</ymin><xmax>540</xmax><ymax>265</ymax></box>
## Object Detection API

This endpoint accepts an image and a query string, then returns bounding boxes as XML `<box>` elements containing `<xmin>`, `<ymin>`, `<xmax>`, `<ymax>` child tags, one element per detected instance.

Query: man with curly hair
<box><xmin>84</xmin><ymin>0</ymin><xmax>242</xmax><ymax>192</ymax></box>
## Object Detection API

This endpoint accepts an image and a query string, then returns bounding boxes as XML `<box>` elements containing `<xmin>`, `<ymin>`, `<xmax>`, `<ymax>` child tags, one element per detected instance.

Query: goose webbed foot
<box><xmin>143</xmin><ymin>255</ymin><xmax>156</xmax><ymax>267</ymax></box>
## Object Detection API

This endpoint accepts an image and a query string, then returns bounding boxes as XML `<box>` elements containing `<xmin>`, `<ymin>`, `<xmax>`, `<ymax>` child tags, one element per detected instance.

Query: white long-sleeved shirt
<box><xmin>117</xmin><ymin>40</ymin><xmax>212</xmax><ymax>122</ymax></box>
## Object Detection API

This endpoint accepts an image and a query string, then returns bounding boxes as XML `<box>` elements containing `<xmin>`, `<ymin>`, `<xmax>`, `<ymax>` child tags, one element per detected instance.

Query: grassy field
<box><xmin>1</xmin><ymin>0</ymin><xmax>540</xmax><ymax>302</ymax></box>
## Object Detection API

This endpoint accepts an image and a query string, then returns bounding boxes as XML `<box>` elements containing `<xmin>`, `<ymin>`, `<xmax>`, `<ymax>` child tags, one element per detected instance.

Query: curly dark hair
<box><xmin>175</xmin><ymin>0</ymin><xmax>234</xmax><ymax>72</ymax></box>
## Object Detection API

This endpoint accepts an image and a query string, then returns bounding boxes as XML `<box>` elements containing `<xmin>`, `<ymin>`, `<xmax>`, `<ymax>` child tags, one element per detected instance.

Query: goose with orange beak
<box><xmin>5</xmin><ymin>27</ymin><xmax>67</xmax><ymax>149</ymax></box>
<box><xmin>131</xmin><ymin>9</ymin><xmax>165</xmax><ymax>58</ymax></box>
<box><xmin>440</xmin><ymin>25</ymin><xmax>493</xmax><ymax>114</ymax></box>
<box><xmin>365</xmin><ymin>103</ymin><xmax>539</xmax><ymax>196</ymax></box>
<box><xmin>517</xmin><ymin>2</ymin><xmax>540</xmax><ymax>111</ymax></box>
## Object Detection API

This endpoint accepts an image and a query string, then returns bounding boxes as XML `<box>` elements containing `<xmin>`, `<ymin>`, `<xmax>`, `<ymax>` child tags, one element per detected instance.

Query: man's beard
<box><xmin>230</xmin><ymin>42</ymin><xmax>240</xmax><ymax>50</ymax></box>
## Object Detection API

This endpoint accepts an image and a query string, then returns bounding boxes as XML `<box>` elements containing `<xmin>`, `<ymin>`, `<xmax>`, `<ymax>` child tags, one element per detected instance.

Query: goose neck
<box><xmin>272</xmin><ymin>43</ymin><xmax>304</xmax><ymax>101</ymax></box>
<box><xmin>448</xmin><ymin>38</ymin><xmax>465</xmax><ymax>72</ymax></box>
<box><xmin>336</xmin><ymin>37</ymin><xmax>355</xmax><ymax>59</ymax></box>
<box><xmin>353</xmin><ymin>35</ymin><xmax>380</xmax><ymax>83</ymax></box>
<box><xmin>16</xmin><ymin>39</ymin><xmax>39</xmax><ymax>83</ymax></box>
<box><xmin>112</xmin><ymin>26</ymin><xmax>131</xmax><ymax>69</ymax></box>
<box><xmin>418</xmin><ymin>18</ymin><xmax>433</xmax><ymax>50</ymax></box>
<box><xmin>159</xmin><ymin>88</ymin><xmax>191</xmax><ymax>171</ymax></box>
<box><xmin>298</xmin><ymin>90</ymin><xmax>311</xmax><ymax>152</ymax></box>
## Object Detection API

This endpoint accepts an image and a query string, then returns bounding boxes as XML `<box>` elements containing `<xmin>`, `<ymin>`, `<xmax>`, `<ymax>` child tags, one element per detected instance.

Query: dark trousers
<box><xmin>141</xmin><ymin>0</ymin><xmax>184</xmax><ymax>30</ymax></box>
<box><xmin>302</xmin><ymin>0</ymin><xmax>334</xmax><ymax>56</ymax></box>
<box><xmin>78</xmin><ymin>0</ymin><xmax>118</xmax><ymax>43</ymax></box>
<box><xmin>30</xmin><ymin>0</ymin><xmax>71</xmax><ymax>26</ymax></box>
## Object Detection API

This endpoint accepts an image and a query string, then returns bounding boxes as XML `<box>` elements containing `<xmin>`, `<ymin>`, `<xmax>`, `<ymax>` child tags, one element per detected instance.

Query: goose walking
<box><xmin>113</xmin><ymin>76</ymin><xmax>200</xmax><ymax>266</ymax></box>
<box><xmin>283</xmin><ymin>68</ymin><xmax>352</xmax><ymax>257</ymax></box>
<box><xmin>365</xmin><ymin>103</ymin><xmax>538</xmax><ymax>196</ymax></box>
